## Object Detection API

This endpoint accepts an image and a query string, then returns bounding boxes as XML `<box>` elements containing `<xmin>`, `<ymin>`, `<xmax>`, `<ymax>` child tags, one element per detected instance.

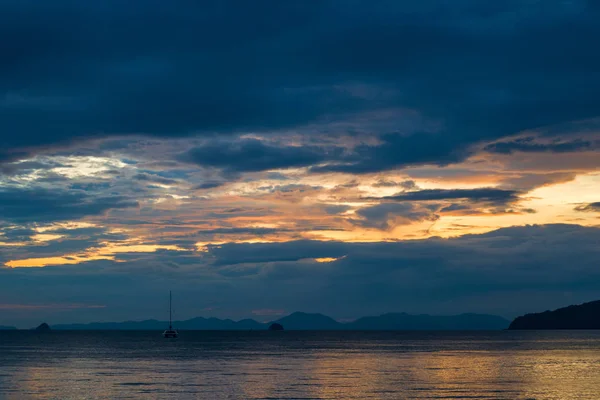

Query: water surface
<box><xmin>1</xmin><ymin>330</ymin><xmax>599</xmax><ymax>399</ymax></box>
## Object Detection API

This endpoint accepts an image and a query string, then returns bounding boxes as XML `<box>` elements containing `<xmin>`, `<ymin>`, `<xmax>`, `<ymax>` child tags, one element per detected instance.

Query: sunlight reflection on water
<box><xmin>1</xmin><ymin>331</ymin><xmax>599</xmax><ymax>399</ymax></box>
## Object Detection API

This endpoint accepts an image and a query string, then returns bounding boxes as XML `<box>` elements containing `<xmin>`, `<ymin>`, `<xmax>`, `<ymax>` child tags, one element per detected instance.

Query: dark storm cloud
<box><xmin>439</xmin><ymin>203</ymin><xmax>474</xmax><ymax>213</ymax></box>
<box><xmin>0</xmin><ymin>227</ymin><xmax>37</xmax><ymax>243</ymax></box>
<box><xmin>205</xmin><ymin>224</ymin><xmax>600</xmax><ymax>300</ymax></box>
<box><xmin>0</xmin><ymin>187</ymin><xmax>138</xmax><ymax>223</ymax></box>
<box><xmin>484</xmin><ymin>137</ymin><xmax>596</xmax><ymax>154</ymax></box>
<box><xmin>354</xmin><ymin>203</ymin><xmax>438</xmax><ymax>229</ymax></box>
<box><xmin>2</xmin><ymin>224</ymin><xmax>600</xmax><ymax>326</ymax></box>
<box><xmin>265</xmin><ymin>172</ymin><xmax>290</xmax><ymax>181</ymax></box>
<box><xmin>194</xmin><ymin>181</ymin><xmax>226</xmax><ymax>190</ymax></box>
<box><xmin>50</xmin><ymin>226</ymin><xmax>116</xmax><ymax>237</ymax></box>
<box><xmin>373</xmin><ymin>179</ymin><xmax>418</xmax><ymax>189</ymax></box>
<box><xmin>379</xmin><ymin>188</ymin><xmax>521</xmax><ymax>205</ymax></box>
<box><xmin>1</xmin><ymin>0</ymin><xmax>599</xmax><ymax>171</ymax></box>
<box><xmin>322</xmin><ymin>205</ymin><xmax>352</xmax><ymax>215</ymax></box>
<box><xmin>207</xmin><ymin>240</ymin><xmax>350</xmax><ymax>266</ymax></box>
<box><xmin>574</xmin><ymin>202</ymin><xmax>600</xmax><ymax>212</ymax></box>
<box><xmin>4</xmin><ymin>227</ymin><xmax>130</xmax><ymax>258</ymax></box>
<box><xmin>310</xmin><ymin>132</ymin><xmax>471</xmax><ymax>173</ymax></box>
<box><xmin>258</xmin><ymin>184</ymin><xmax>323</xmax><ymax>193</ymax></box>
<box><xmin>0</xmin><ymin>159</ymin><xmax>64</xmax><ymax>176</ymax></box>
<box><xmin>69</xmin><ymin>182</ymin><xmax>113</xmax><ymax>191</ymax></box>
<box><xmin>180</xmin><ymin>139</ymin><xmax>330</xmax><ymax>172</ymax></box>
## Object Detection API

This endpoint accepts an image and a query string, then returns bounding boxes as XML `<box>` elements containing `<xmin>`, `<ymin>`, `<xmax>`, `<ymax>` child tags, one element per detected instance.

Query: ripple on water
<box><xmin>0</xmin><ymin>331</ymin><xmax>600</xmax><ymax>399</ymax></box>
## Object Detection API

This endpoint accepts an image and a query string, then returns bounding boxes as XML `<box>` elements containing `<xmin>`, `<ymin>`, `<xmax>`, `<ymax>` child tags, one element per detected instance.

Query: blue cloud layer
<box><xmin>2</xmin><ymin>224</ymin><xmax>600</xmax><ymax>327</ymax></box>
<box><xmin>1</xmin><ymin>0</ymin><xmax>599</xmax><ymax>171</ymax></box>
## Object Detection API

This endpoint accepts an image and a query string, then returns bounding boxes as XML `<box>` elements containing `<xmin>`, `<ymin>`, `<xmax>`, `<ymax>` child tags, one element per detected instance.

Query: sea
<box><xmin>1</xmin><ymin>330</ymin><xmax>599</xmax><ymax>399</ymax></box>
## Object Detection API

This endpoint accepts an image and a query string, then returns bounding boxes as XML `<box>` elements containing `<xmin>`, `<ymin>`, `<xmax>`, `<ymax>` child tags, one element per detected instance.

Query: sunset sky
<box><xmin>1</xmin><ymin>1</ymin><xmax>600</xmax><ymax>327</ymax></box>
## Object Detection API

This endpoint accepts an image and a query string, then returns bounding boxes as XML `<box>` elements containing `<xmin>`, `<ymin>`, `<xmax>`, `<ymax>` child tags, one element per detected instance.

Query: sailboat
<box><xmin>162</xmin><ymin>291</ymin><xmax>179</xmax><ymax>338</ymax></box>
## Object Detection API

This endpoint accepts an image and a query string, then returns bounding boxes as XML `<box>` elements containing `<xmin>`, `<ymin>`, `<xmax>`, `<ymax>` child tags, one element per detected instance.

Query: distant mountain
<box><xmin>273</xmin><ymin>312</ymin><xmax>342</xmax><ymax>330</ymax></box>
<box><xmin>178</xmin><ymin>317</ymin><xmax>265</xmax><ymax>330</ymax></box>
<box><xmin>35</xmin><ymin>323</ymin><xmax>51</xmax><ymax>332</ymax></box>
<box><xmin>0</xmin><ymin>325</ymin><xmax>17</xmax><ymax>330</ymax></box>
<box><xmin>51</xmin><ymin>311</ymin><xmax>509</xmax><ymax>331</ymax></box>
<box><xmin>268</xmin><ymin>323</ymin><xmax>284</xmax><ymax>331</ymax></box>
<box><xmin>347</xmin><ymin>313</ymin><xmax>509</xmax><ymax>330</ymax></box>
<box><xmin>53</xmin><ymin>319</ymin><xmax>163</xmax><ymax>330</ymax></box>
<box><xmin>509</xmin><ymin>300</ymin><xmax>600</xmax><ymax>330</ymax></box>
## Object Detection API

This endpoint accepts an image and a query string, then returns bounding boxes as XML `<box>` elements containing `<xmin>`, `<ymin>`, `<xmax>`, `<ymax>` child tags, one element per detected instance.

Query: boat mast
<box><xmin>169</xmin><ymin>290</ymin><xmax>172</xmax><ymax>330</ymax></box>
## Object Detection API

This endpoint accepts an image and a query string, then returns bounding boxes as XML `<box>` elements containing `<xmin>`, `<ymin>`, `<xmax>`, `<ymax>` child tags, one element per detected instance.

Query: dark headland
<box><xmin>34</xmin><ymin>323</ymin><xmax>52</xmax><ymax>332</ymax></box>
<box><xmin>268</xmin><ymin>323</ymin><xmax>284</xmax><ymax>331</ymax></box>
<box><xmin>509</xmin><ymin>300</ymin><xmax>600</xmax><ymax>330</ymax></box>
<box><xmin>49</xmin><ymin>311</ymin><xmax>509</xmax><ymax>331</ymax></box>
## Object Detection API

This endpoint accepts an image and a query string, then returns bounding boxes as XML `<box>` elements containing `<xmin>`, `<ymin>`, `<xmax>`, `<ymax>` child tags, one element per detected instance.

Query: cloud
<box><xmin>258</xmin><ymin>184</ymin><xmax>323</xmax><ymax>196</ymax></box>
<box><xmin>310</xmin><ymin>132</ymin><xmax>470</xmax><ymax>173</ymax></box>
<box><xmin>132</xmin><ymin>172</ymin><xmax>179</xmax><ymax>185</ymax></box>
<box><xmin>6</xmin><ymin>226</ymin><xmax>130</xmax><ymax>259</ymax></box>
<box><xmin>379</xmin><ymin>188</ymin><xmax>521</xmax><ymax>205</ymax></box>
<box><xmin>353</xmin><ymin>203</ymin><xmax>438</xmax><ymax>229</ymax></box>
<box><xmin>499</xmin><ymin>172</ymin><xmax>577</xmax><ymax>191</ymax></box>
<box><xmin>574</xmin><ymin>202</ymin><xmax>600</xmax><ymax>212</ymax></box>
<box><xmin>1</xmin><ymin>1</ymin><xmax>600</xmax><ymax>328</ymax></box>
<box><xmin>484</xmin><ymin>136</ymin><xmax>596</xmax><ymax>154</ymax></box>
<box><xmin>0</xmin><ymin>0</ymin><xmax>598</xmax><ymax>172</ymax></box>
<box><xmin>0</xmin><ymin>159</ymin><xmax>65</xmax><ymax>176</ymax></box>
<box><xmin>3</xmin><ymin>224</ymin><xmax>600</xmax><ymax>327</ymax></box>
<box><xmin>194</xmin><ymin>181</ymin><xmax>226</xmax><ymax>190</ymax></box>
<box><xmin>198</xmin><ymin>227</ymin><xmax>284</xmax><ymax>236</ymax></box>
<box><xmin>322</xmin><ymin>205</ymin><xmax>352</xmax><ymax>215</ymax></box>
<box><xmin>373</xmin><ymin>179</ymin><xmax>418</xmax><ymax>189</ymax></box>
<box><xmin>251</xmin><ymin>309</ymin><xmax>286</xmax><ymax>316</ymax></box>
<box><xmin>0</xmin><ymin>227</ymin><xmax>37</xmax><ymax>243</ymax></box>
<box><xmin>207</xmin><ymin>240</ymin><xmax>350</xmax><ymax>266</ymax></box>
<box><xmin>439</xmin><ymin>203</ymin><xmax>472</xmax><ymax>213</ymax></box>
<box><xmin>0</xmin><ymin>187</ymin><xmax>138</xmax><ymax>223</ymax></box>
<box><xmin>180</xmin><ymin>139</ymin><xmax>331</xmax><ymax>172</ymax></box>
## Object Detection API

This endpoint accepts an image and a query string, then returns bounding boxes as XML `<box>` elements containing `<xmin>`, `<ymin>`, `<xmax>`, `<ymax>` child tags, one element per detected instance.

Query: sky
<box><xmin>1</xmin><ymin>0</ymin><xmax>600</xmax><ymax>328</ymax></box>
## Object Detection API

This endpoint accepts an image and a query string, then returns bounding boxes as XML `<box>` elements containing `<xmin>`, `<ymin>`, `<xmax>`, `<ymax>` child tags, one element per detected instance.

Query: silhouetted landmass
<box><xmin>509</xmin><ymin>300</ymin><xmax>600</xmax><ymax>330</ymax></box>
<box><xmin>35</xmin><ymin>323</ymin><xmax>51</xmax><ymax>332</ymax></box>
<box><xmin>51</xmin><ymin>311</ymin><xmax>509</xmax><ymax>331</ymax></box>
<box><xmin>0</xmin><ymin>325</ymin><xmax>17</xmax><ymax>330</ymax></box>
<box><xmin>179</xmin><ymin>317</ymin><xmax>265</xmax><ymax>330</ymax></box>
<box><xmin>274</xmin><ymin>312</ymin><xmax>341</xmax><ymax>330</ymax></box>
<box><xmin>268</xmin><ymin>323</ymin><xmax>284</xmax><ymax>331</ymax></box>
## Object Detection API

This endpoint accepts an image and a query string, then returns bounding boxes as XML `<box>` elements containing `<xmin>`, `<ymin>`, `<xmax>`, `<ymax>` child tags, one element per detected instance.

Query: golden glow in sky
<box><xmin>1</xmin><ymin>139</ymin><xmax>599</xmax><ymax>269</ymax></box>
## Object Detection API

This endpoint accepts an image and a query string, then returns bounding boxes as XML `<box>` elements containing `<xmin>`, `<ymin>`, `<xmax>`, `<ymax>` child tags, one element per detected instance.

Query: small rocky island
<box><xmin>35</xmin><ymin>323</ymin><xmax>52</xmax><ymax>332</ymax></box>
<box><xmin>268</xmin><ymin>323</ymin><xmax>284</xmax><ymax>331</ymax></box>
<box><xmin>509</xmin><ymin>300</ymin><xmax>600</xmax><ymax>330</ymax></box>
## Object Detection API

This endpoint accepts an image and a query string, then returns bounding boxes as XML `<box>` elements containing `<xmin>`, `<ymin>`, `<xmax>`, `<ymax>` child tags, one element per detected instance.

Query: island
<box><xmin>35</xmin><ymin>323</ymin><xmax>52</xmax><ymax>332</ymax></box>
<box><xmin>48</xmin><ymin>311</ymin><xmax>509</xmax><ymax>331</ymax></box>
<box><xmin>268</xmin><ymin>323</ymin><xmax>284</xmax><ymax>331</ymax></box>
<box><xmin>509</xmin><ymin>299</ymin><xmax>600</xmax><ymax>330</ymax></box>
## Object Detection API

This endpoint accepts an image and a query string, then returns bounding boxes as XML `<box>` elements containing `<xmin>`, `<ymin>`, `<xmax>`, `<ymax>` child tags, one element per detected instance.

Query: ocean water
<box><xmin>1</xmin><ymin>331</ymin><xmax>600</xmax><ymax>399</ymax></box>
